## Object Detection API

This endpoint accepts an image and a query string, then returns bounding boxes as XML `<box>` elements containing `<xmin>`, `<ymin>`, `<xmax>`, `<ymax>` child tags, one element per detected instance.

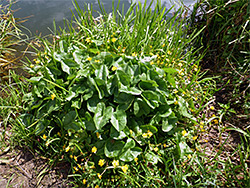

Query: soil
<box><xmin>0</xmin><ymin>130</ymin><xmax>73</xmax><ymax>188</ymax></box>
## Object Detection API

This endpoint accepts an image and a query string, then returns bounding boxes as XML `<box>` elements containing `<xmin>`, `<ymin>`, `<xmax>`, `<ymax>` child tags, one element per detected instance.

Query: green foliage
<box><xmin>10</xmin><ymin>0</ymin><xmax>205</xmax><ymax>186</ymax></box>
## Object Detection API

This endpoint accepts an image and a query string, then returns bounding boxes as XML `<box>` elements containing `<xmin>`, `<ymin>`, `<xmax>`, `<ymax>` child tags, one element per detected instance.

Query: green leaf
<box><xmin>84</xmin><ymin>112</ymin><xmax>96</xmax><ymax>131</ymax></box>
<box><xmin>140</xmin><ymin>125</ymin><xmax>158</xmax><ymax>133</ymax></box>
<box><xmin>110</xmin><ymin>127</ymin><xmax>127</xmax><ymax>140</ymax></box>
<box><xmin>104</xmin><ymin>139</ymin><xmax>125</xmax><ymax>158</ymax></box>
<box><xmin>63</xmin><ymin>111</ymin><xmax>77</xmax><ymax>127</ymax></box>
<box><xmin>71</xmin><ymin>98</ymin><xmax>81</xmax><ymax>109</ymax></box>
<box><xmin>120</xmin><ymin>85</ymin><xmax>141</xmax><ymax>95</ymax></box>
<box><xmin>94</xmin><ymin>103</ymin><xmax>113</xmax><ymax>130</ymax></box>
<box><xmin>117</xmin><ymin>70</ymin><xmax>130</xmax><ymax>86</ymax></box>
<box><xmin>65</xmin><ymin>90</ymin><xmax>76</xmax><ymax>101</ymax></box>
<box><xmin>141</xmin><ymin>90</ymin><xmax>159</xmax><ymax>109</ymax></box>
<box><xmin>162</xmin><ymin>117</ymin><xmax>178</xmax><ymax>132</ymax></box>
<box><xmin>134</xmin><ymin>98</ymin><xmax>151</xmax><ymax>117</ymax></box>
<box><xmin>119</xmin><ymin>147</ymin><xmax>142</xmax><ymax>162</ymax></box>
<box><xmin>145</xmin><ymin>151</ymin><xmax>162</xmax><ymax>164</ymax></box>
<box><xmin>87</xmin><ymin>95</ymin><xmax>100</xmax><ymax>113</ymax></box>
<box><xmin>60</xmin><ymin>61</ymin><xmax>70</xmax><ymax>75</ymax></box>
<box><xmin>110</xmin><ymin>108</ymin><xmax>127</xmax><ymax>132</ymax></box>
<box><xmin>138</xmin><ymin>80</ymin><xmax>159</xmax><ymax>90</ymax></box>
<box><xmin>178</xmin><ymin>97</ymin><xmax>192</xmax><ymax>118</ymax></box>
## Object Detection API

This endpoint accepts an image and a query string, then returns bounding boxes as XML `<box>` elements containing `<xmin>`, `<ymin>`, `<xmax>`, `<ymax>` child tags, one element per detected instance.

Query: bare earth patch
<box><xmin>0</xmin><ymin>144</ymin><xmax>72</xmax><ymax>188</ymax></box>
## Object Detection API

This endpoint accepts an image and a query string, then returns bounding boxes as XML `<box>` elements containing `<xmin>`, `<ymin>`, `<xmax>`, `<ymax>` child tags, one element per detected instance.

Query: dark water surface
<box><xmin>9</xmin><ymin>0</ymin><xmax>197</xmax><ymax>36</ymax></box>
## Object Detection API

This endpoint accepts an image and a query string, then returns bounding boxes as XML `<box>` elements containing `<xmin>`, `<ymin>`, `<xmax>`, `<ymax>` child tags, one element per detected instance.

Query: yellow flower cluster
<box><xmin>142</xmin><ymin>130</ymin><xmax>153</xmax><ymax>138</ymax></box>
<box><xmin>121</xmin><ymin>164</ymin><xmax>128</xmax><ymax>173</ymax></box>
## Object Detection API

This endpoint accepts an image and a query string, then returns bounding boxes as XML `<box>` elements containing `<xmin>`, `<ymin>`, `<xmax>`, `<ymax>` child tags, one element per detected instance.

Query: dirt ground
<box><xmin>0</xmin><ymin>137</ymin><xmax>72</xmax><ymax>188</ymax></box>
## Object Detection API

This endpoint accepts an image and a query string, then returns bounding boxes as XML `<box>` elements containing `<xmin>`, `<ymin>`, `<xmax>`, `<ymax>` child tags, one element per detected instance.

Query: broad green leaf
<box><xmin>119</xmin><ymin>147</ymin><xmax>142</xmax><ymax>162</ymax></box>
<box><xmin>63</xmin><ymin>111</ymin><xmax>77</xmax><ymax>127</ymax></box>
<box><xmin>178</xmin><ymin>97</ymin><xmax>192</xmax><ymax>118</ymax></box>
<box><xmin>110</xmin><ymin>126</ymin><xmax>127</xmax><ymax>140</ymax></box>
<box><xmin>117</xmin><ymin>70</ymin><xmax>130</xmax><ymax>86</ymax></box>
<box><xmin>95</xmin><ymin>65</ymin><xmax>109</xmax><ymax>81</ymax></box>
<box><xmin>104</xmin><ymin>139</ymin><xmax>125</xmax><ymax>158</ymax></box>
<box><xmin>134</xmin><ymin>98</ymin><xmax>151</xmax><ymax>117</ymax></box>
<box><xmin>114</xmin><ymin>93</ymin><xmax>134</xmax><ymax>104</ymax></box>
<box><xmin>140</xmin><ymin>125</ymin><xmax>158</xmax><ymax>133</ymax></box>
<box><xmin>28</xmin><ymin>76</ymin><xmax>42</xmax><ymax>83</ymax></box>
<box><xmin>141</xmin><ymin>90</ymin><xmax>159</xmax><ymax>109</ymax></box>
<box><xmin>120</xmin><ymin>85</ymin><xmax>141</xmax><ymax>95</ymax></box>
<box><xmin>88</xmin><ymin>76</ymin><xmax>104</xmax><ymax>99</ymax></box>
<box><xmin>107</xmin><ymin>74</ymin><xmax>119</xmax><ymax>95</ymax></box>
<box><xmin>60</xmin><ymin>61</ymin><xmax>70</xmax><ymax>74</ymax></box>
<box><xmin>87</xmin><ymin>95</ymin><xmax>100</xmax><ymax>113</ymax></box>
<box><xmin>94</xmin><ymin>103</ymin><xmax>113</xmax><ymax>130</ymax></box>
<box><xmin>110</xmin><ymin>109</ymin><xmax>127</xmax><ymax>132</ymax></box>
<box><xmin>138</xmin><ymin>80</ymin><xmax>159</xmax><ymax>90</ymax></box>
<box><xmin>122</xmin><ymin>138</ymin><xmax>135</xmax><ymax>152</ymax></box>
<box><xmin>65</xmin><ymin>90</ymin><xmax>76</xmax><ymax>101</ymax></box>
<box><xmin>162</xmin><ymin>117</ymin><xmax>178</xmax><ymax>132</ymax></box>
<box><xmin>64</xmin><ymin>122</ymin><xmax>80</xmax><ymax>131</ymax></box>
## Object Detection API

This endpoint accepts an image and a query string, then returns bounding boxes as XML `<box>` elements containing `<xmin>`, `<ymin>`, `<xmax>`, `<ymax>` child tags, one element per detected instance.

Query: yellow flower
<box><xmin>150</xmin><ymin>61</ymin><xmax>154</xmax><ymax>65</ymax></box>
<box><xmin>112</xmin><ymin>160</ymin><xmax>119</xmax><ymax>168</ymax></box>
<box><xmin>132</xmin><ymin>52</ymin><xmax>137</xmax><ymax>57</ymax></box>
<box><xmin>200</xmin><ymin>121</ymin><xmax>204</xmax><ymax>125</ymax></box>
<box><xmin>142</xmin><ymin>133</ymin><xmax>148</xmax><ymax>138</ymax></box>
<box><xmin>149</xmin><ymin>45</ymin><xmax>152</xmax><ymax>48</ymax></box>
<box><xmin>162</xmin><ymin>44</ymin><xmax>166</xmax><ymax>47</ymax></box>
<box><xmin>200</xmin><ymin>125</ymin><xmax>204</xmax><ymax>129</ymax></box>
<box><xmin>213</xmin><ymin>119</ymin><xmax>219</xmax><ymax>124</ymax></box>
<box><xmin>122</xmin><ymin>47</ymin><xmax>126</xmax><ymax>53</ymax></box>
<box><xmin>97</xmin><ymin>173</ymin><xmax>102</xmax><ymax>179</ymax></box>
<box><xmin>95</xmin><ymin>185</ymin><xmax>100</xmax><ymax>188</ymax></box>
<box><xmin>30</xmin><ymin>64</ymin><xmax>34</xmax><ymax>68</ymax></box>
<box><xmin>45</xmin><ymin>141</ymin><xmax>49</xmax><ymax>147</ymax></box>
<box><xmin>35</xmin><ymin>60</ymin><xmax>40</xmax><ymax>64</ymax></box>
<box><xmin>167</xmin><ymin>51</ymin><xmax>171</xmax><ymax>55</ymax></box>
<box><xmin>187</xmin><ymin>154</ymin><xmax>192</xmax><ymax>159</ymax></box>
<box><xmin>163</xmin><ymin>143</ymin><xmax>167</xmax><ymax>148</ymax></box>
<box><xmin>147</xmin><ymin>130</ymin><xmax>153</xmax><ymax>138</ymax></box>
<box><xmin>210</xmin><ymin>106</ymin><xmax>215</xmax><ymax>110</ymax></box>
<box><xmin>57</xmin><ymin>132</ymin><xmax>61</xmax><ymax>137</ymax></box>
<box><xmin>51</xmin><ymin>93</ymin><xmax>56</xmax><ymax>100</ymax></box>
<box><xmin>85</xmin><ymin>38</ymin><xmax>91</xmax><ymax>43</ymax></box>
<box><xmin>92</xmin><ymin>146</ymin><xmax>97</xmax><ymax>153</ymax></box>
<box><xmin>111</xmin><ymin>38</ymin><xmax>117</xmax><ymax>43</ymax></box>
<box><xmin>73</xmin><ymin>166</ymin><xmax>79</xmax><ymax>171</ymax></box>
<box><xmin>154</xmin><ymin>147</ymin><xmax>159</xmax><ymax>152</ymax></box>
<box><xmin>65</xmin><ymin>146</ymin><xmax>70</xmax><ymax>152</ymax></box>
<box><xmin>111</xmin><ymin>66</ymin><xmax>118</xmax><ymax>71</ymax></box>
<box><xmin>98</xmin><ymin>159</ymin><xmax>105</xmax><ymax>167</ymax></box>
<box><xmin>173</xmin><ymin>89</ymin><xmax>178</xmax><ymax>94</ymax></box>
<box><xmin>149</xmin><ymin>52</ymin><xmax>154</xmax><ymax>56</ymax></box>
<box><xmin>95</xmin><ymin>59</ymin><xmax>100</xmax><ymax>63</ymax></box>
<box><xmin>43</xmin><ymin>134</ymin><xmax>47</xmax><ymax>139</ymax></box>
<box><xmin>174</xmin><ymin>101</ymin><xmax>178</xmax><ymax>105</ymax></box>
<box><xmin>134</xmin><ymin>157</ymin><xmax>138</xmax><ymax>163</ymax></box>
<box><xmin>74</xmin><ymin>156</ymin><xmax>77</xmax><ymax>161</ymax></box>
<box><xmin>77</xmin><ymin>164</ymin><xmax>82</xmax><ymax>169</ymax></box>
<box><xmin>87</xmin><ymin>57</ymin><xmax>92</xmax><ymax>61</ymax></box>
<box><xmin>96</xmin><ymin>132</ymin><xmax>100</xmax><ymax>138</ymax></box>
<box><xmin>182</xmin><ymin>130</ymin><xmax>187</xmax><ymax>136</ymax></box>
<box><xmin>193</xmin><ymin>136</ymin><xmax>198</xmax><ymax>140</ymax></box>
<box><xmin>121</xmin><ymin>164</ymin><xmax>129</xmax><ymax>173</ymax></box>
<box><xmin>83</xmin><ymin>179</ymin><xmax>87</xmax><ymax>185</ymax></box>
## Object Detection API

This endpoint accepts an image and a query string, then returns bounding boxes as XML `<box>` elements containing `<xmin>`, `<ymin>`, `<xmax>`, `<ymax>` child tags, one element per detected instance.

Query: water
<box><xmin>9</xmin><ymin>0</ymin><xmax>197</xmax><ymax>36</ymax></box>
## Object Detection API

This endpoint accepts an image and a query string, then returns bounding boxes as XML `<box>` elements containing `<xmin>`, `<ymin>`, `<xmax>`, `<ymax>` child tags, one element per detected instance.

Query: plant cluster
<box><xmin>12</xmin><ymin>0</ymin><xmax>205</xmax><ymax>186</ymax></box>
